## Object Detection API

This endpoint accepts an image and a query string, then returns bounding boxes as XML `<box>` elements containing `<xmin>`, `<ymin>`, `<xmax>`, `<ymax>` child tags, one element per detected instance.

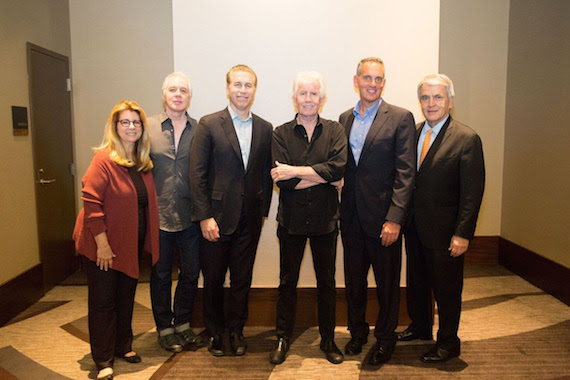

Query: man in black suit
<box><xmin>190</xmin><ymin>64</ymin><xmax>273</xmax><ymax>357</ymax></box>
<box><xmin>339</xmin><ymin>57</ymin><xmax>416</xmax><ymax>365</ymax></box>
<box><xmin>398</xmin><ymin>74</ymin><xmax>485</xmax><ymax>363</ymax></box>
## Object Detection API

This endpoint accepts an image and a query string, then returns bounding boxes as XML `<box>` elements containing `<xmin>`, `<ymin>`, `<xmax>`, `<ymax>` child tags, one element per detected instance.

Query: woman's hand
<box><xmin>94</xmin><ymin>232</ymin><xmax>116</xmax><ymax>271</ymax></box>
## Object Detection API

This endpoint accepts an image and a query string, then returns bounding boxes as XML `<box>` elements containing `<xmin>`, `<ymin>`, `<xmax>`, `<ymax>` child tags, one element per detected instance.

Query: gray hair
<box><xmin>161</xmin><ymin>72</ymin><xmax>192</xmax><ymax>96</ymax></box>
<box><xmin>292</xmin><ymin>71</ymin><xmax>327</xmax><ymax>100</ymax></box>
<box><xmin>417</xmin><ymin>74</ymin><xmax>455</xmax><ymax>99</ymax></box>
<box><xmin>356</xmin><ymin>57</ymin><xmax>384</xmax><ymax>76</ymax></box>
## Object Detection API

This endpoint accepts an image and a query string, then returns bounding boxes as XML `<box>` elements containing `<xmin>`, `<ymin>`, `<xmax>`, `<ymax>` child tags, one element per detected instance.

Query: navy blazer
<box><xmin>339</xmin><ymin>101</ymin><xmax>416</xmax><ymax>238</ymax></box>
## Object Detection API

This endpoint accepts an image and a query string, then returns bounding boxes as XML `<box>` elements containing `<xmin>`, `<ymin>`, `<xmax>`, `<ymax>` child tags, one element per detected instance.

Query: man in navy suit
<box><xmin>339</xmin><ymin>57</ymin><xmax>416</xmax><ymax>365</ymax></box>
<box><xmin>190</xmin><ymin>65</ymin><xmax>273</xmax><ymax>357</ymax></box>
<box><xmin>398</xmin><ymin>74</ymin><xmax>485</xmax><ymax>363</ymax></box>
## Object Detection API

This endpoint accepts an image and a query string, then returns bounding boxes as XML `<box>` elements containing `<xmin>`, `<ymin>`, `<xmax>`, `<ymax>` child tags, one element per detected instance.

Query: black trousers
<box><xmin>341</xmin><ymin>211</ymin><xmax>401</xmax><ymax>346</ymax></box>
<box><xmin>275</xmin><ymin>225</ymin><xmax>338</xmax><ymax>341</ymax></box>
<box><xmin>82</xmin><ymin>255</ymin><xmax>138</xmax><ymax>370</ymax></box>
<box><xmin>199</xmin><ymin>213</ymin><xmax>261</xmax><ymax>337</ymax></box>
<box><xmin>405</xmin><ymin>218</ymin><xmax>464</xmax><ymax>350</ymax></box>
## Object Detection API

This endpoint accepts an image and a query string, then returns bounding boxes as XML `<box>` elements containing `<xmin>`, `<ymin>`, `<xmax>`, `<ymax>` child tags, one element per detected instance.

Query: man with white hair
<box><xmin>269</xmin><ymin>71</ymin><xmax>347</xmax><ymax>365</ymax></box>
<box><xmin>399</xmin><ymin>73</ymin><xmax>485</xmax><ymax>363</ymax></box>
<box><xmin>148</xmin><ymin>72</ymin><xmax>204</xmax><ymax>353</ymax></box>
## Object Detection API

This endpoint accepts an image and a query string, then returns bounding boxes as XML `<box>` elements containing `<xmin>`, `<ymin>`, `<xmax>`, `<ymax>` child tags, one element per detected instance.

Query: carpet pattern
<box><xmin>0</xmin><ymin>265</ymin><xmax>569</xmax><ymax>379</ymax></box>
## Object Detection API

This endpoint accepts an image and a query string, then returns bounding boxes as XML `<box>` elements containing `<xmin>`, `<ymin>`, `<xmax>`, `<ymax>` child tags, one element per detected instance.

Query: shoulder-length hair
<box><xmin>94</xmin><ymin>99</ymin><xmax>153</xmax><ymax>172</ymax></box>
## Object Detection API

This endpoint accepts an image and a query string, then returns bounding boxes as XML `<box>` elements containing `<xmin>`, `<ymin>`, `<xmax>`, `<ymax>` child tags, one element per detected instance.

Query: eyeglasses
<box><xmin>118</xmin><ymin>119</ymin><xmax>142</xmax><ymax>128</ymax></box>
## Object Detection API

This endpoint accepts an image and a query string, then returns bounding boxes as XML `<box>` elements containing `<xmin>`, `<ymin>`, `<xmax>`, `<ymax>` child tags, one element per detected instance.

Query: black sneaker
<box><xmin>158</xmin><ymin>333</ymin><xmax>183</xmax><ymax>353</ymax></box>
<box><xmin>176</xmin><ymin>328</ymin><xmax>205</xmax><ymax>348</ymax></box>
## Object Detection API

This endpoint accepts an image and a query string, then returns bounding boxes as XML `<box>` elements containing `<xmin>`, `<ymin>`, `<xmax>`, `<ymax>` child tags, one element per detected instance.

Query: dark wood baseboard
<box><xmin>190</xmin><ymin>287</ymin><xmax>411</xmax><ymax>328</ymax></box>
<box><xmin>0</xmin><ymin>264</ymin><xmax>44</xmax><ymax>327</ymax></box>
<box><xmin>499</xmin><ymin>238</ymin><xmax>570</xmax><ymax>306</ymax></box>
<box><xmin>467</xmin><ymin>236</ymin><xmax>499</xmax><ymax>264</ymax></box>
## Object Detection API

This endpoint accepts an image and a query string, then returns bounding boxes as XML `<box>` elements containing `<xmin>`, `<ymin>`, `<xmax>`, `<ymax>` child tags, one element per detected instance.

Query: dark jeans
<box><xmin>405</xmin><ymin>219</ymin><xmax>464</xmax><ymax>350</ymax></box>
<box><xmin>82</xmin><ymin>255</ymin><xmax>138</xmax><ymax>371</ymax></box>
<box><xmin>200</xmin><ymin>216</ymin><xmax>261</xmax><ymax>337</ymax></box>
<box><xmin>341</xmin><ymin>211</ymin><xmax>401</xmax><ymax>346</ymax></box>
<box><xmin>275</xmin><ymin>225</ymin><xmax>338</xmax><ymax>341</ymax></box>
<box><xmin>150</xmin><ymin>225</ymin><xmax>201</xmax><ymax>332</ymax></box>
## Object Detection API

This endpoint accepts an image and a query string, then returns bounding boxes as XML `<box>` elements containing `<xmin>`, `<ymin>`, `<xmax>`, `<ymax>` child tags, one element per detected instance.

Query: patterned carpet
<box><xmin>1</xmin><ymin>265</ymin><xmax>569</xmax><ymax>379</ymax></box>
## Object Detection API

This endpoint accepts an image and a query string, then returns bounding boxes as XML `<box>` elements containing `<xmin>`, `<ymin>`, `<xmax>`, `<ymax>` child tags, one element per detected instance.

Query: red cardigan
<box><xmin>73</xmin><ymin>149</ymin><xmax>159</xmax><ymax>279</ymax></box>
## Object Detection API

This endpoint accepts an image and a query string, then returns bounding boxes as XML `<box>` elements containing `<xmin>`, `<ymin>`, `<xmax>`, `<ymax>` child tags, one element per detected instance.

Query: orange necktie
<box><xmin>419</xmin><ymin>129</ymin><xmax>433</xmax><ymax>166</ymax></box>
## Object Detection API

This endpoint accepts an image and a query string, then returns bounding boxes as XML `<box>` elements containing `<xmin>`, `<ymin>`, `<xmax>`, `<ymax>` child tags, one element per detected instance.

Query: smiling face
<box><xmin>163</xmin><ymin>75</ymin><xmax>191</xmax><ymax>113</ymax></box>
<box><xmin>294</xmin><ymin>82</ymin><xmax>322</xmax><ymax>119</ymax></box>
<box><xmin>226</xmin><ymin>70</ymin><xmax>256</xmax><ymax>115</ymax></box>
<box><xmin>419</xmin><ymin>84</ymin><xmax>453</xmax><ymax>127</ymax></box>
<box><xmin>354</xmin><ymin>61</ymin><xmax>386</xmax><ymax>110</ymax></box>
<box><xmin>116</xmin><ymin>110</ymin><xmax>142</xmax><ymax>150</ymax></box>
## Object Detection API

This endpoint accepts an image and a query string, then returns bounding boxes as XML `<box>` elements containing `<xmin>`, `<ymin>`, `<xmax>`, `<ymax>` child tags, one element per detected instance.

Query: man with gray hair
<box><xmin>148</xmin><ymin>72</ymin><xmax>204</xmax><ymax>353</ymax></box>
<box><xmin>339</xmin><ymin>57</ymin><xmax>416</xmax><ymax>365</ymax></box>
<box><xmin>269</xmin><ymin>71</ymin><xmax>347</xmax><ymax>365</ymax></box>
<box><xmin>399</xmin><ymin>74</ymin><xmax>485</xmax><ymax>363</ymax></box>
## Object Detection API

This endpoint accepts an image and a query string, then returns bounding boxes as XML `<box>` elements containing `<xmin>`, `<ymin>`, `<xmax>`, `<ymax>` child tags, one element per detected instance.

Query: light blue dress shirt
<box><xmin>417</xmin><ymin>115</ymin><xmax>449</xmax><ymax>169</ymax></box>
<box><xmin>349</xmin><ymin>99</ymin><xmax>382</xmax><ymax>165</ymax></box>
<box><xmin>228</xmin><ymin>106</ymin><xmax>253</xmax><ymax>168</ymax></box>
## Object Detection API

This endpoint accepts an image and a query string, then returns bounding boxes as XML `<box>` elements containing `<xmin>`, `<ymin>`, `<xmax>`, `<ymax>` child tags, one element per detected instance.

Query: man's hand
<box><xmin>380</xmin><ymin>221</ymin><xmax>401</xmax><ymax>247</ymax></box>
<box><xmin>449</xmin><ymin>235</ymin><xmax>469</xmax><ymax>257</ymax></box>
<box><xmin>331</xmin><ymin>178</ymin><xmax>344</xmax><ymax>190</ymax></box>
<box><xmin>271</xmin><ymin>161</ymin><xmax>298</xmax><ymax>182</ymax></box>
<box><xmin>200</xmin><ymin>217</ymin><xmax>220</xmax><ymax>242</ymax></box>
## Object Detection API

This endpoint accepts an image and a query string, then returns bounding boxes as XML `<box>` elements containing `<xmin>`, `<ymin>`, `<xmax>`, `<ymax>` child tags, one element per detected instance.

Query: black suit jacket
<box><xmin>339</xmin><ymin>101</ymin><xmax>416</xmax><ymax>238</ymax></box>
<box><xmin>190</xmin><ymin>107</ymin><xmax>273</xmax><ymax>235</ymax></box>
<box><xmin>411</xmin><ymin>117</ymin><xmax>485</xmax><ymax>249</ymax></box>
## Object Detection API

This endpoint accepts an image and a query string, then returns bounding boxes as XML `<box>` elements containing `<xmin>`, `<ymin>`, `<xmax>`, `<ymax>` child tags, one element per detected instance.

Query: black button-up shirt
<box><xmin>272</xmin><ymin>116</ymin><xmax>347</xmax><ymax>235</ymax></box>
<box><xmin>148</xmin><ymin>111</ymin><xmax>196</xmax><ymax>232</ymax></box>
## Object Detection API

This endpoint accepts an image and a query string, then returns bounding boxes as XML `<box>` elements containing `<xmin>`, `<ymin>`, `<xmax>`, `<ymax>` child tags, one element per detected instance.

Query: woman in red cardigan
<box><xmin>73</xmin><ymin>100</ymin><xmax>159</xmax><ymax>380</ymax></box>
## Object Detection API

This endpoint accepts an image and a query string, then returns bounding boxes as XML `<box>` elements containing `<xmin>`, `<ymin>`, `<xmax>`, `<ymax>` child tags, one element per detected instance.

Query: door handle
<box><xmin>37</xmin><ymin>178</ymin><xmax>56</xmax><ymax>185</ymax></box>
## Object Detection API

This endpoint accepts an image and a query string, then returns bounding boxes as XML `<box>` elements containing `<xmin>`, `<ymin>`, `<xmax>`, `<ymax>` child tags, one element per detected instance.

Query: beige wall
<box><xmin>502</xmin><ymin>0</ymin><xmax>570</xmax><ymax>268</ymax></box>
<box><xmin>69</xmin><ymin>0</ymin><xmax>174</xmax><ymax>207</ymax></box>
<box><xmin>0</xmin><ymin>0</ymin><xmax>71</xmax><ymax>285</ymax></box>
<box><xmin>439</xmin><ymin>0</ymin><xmax>510</xmax><ymax>237</ymax></box>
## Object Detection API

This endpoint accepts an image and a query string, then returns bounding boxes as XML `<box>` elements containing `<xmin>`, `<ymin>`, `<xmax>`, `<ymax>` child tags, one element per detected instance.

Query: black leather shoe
<box><xmin>320</xmin><ymin>339</ymin><xmax>344</xmax><ymax>364</ymax></box>
<box><xmin>421</xmin><ymin>346</ymin><xmax>460</xmax><ymax>363</ymax></box>
<box><xmin>269</xmin><ymin>337</ymin><xmax>289</xmax><ymax>365</ymax></box>
<box><xmin>230</xmin><ymin>332</ymin><xmax>247</xmax><ymax>356</ymax></box>
<box><xmin>121</xmin><ymin>353</ymin><xmax>141</xmax><ymax>363</ymax></box>
<box><xmin>207</xmin><ymin>335</ymin><xmax>224</xmax><ymax>357</ymax></box>
<box><xmin>368</xmin><ymin>343</ymin><xmax>394</xmax><ymax>365</ymax></box>
<box><xmin>345</xmin><ymin>336</ymin><xmax>368</xmax><ymax>355</ymax></box>
<box><xmin>158</xmin><ymin>333</ymin><xmax>183</xmax><ymax>353</ymax></box>
<box><xmin>397</xmin><ymin>327</ymin><xmax>432</xmax><ymax>342</ymax></box>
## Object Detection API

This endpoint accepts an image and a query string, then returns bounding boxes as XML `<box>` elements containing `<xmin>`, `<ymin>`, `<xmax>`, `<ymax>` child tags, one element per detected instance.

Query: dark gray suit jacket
<box><xmin>190</xmin><ymin>107</ymin><xmax>273</xmax><ymax>235</ymax></box>
<box><xmin>411</xmin><ymin>116</ymin><xmax>485</xmax><ymax>249</ymax></box>
<box><xmin>339</xmin><ymin>101</ymin><xmax>416</xmax><ymax>238</ymax></box>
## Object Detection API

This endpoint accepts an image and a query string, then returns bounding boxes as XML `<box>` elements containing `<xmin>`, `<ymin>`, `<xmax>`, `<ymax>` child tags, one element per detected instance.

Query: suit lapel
<box><xmin>220</xmin><ymin>108</ymin><xmax>245</xmax><ymax>168</ymax></box>
<box><xmin>418</xmin><ymin>116</ymin><xmax>453</xmax><ymax>172</ymax></box>
<box><xmin>344</xmin><ymin>111</ymin><xmax>357</xmax><ymax>167</ymax></box>
<box><xmin>360</xmin><ymin>101</ymin><xmax>389</xmax><ymax>160</ymax></box>
<box><xmin>245</xmin><ymin>115</ymin><xmax>261</xmax><ymax>173</ymax></box>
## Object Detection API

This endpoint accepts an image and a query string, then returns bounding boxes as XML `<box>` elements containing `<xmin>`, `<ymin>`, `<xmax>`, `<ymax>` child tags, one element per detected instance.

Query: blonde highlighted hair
<box><xmin>94</xmin><ymin>100</ymin><xmax>153</xmax><ymax>172</ymax></box>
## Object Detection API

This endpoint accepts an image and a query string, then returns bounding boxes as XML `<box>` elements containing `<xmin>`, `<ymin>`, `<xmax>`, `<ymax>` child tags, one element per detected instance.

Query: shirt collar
<box><xmin>421</xmin><ymin>114</ymin><xmax>450</xmax><ymax>136</ymax></box>
<box><xmin>228</xmin><ymin>105</ymin><xmax>252</xmax><ymax>122</ymax></box>
<box><xmin>353</xmin><ymin>98</ymin><xmax>382</xmax><ymax>119</ymax></box>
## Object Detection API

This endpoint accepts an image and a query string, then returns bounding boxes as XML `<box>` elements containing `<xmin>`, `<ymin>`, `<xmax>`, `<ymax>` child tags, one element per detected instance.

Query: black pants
<box><xmin>275</xmin><ymin>225</ymin><xmax>338</xmax><ymax>341</ymax></box>
<box><xmin>82</xmin><ymin>255</ymin><xmax>138</xmax><ymax>370</ymax></box>
<box><xmin>405</xmin><ymin>218</ymin><xmax>464</xmax><ymax>350</ymax></box>
<box><xmin>341</xmin><ymin>211</ymin><xmax>401</xmax><ymax>346</ymax></box>
<box><xmin>200</xmin><ymin>214</ymin><xmax>261</xmax><ymax>337</ymax></box>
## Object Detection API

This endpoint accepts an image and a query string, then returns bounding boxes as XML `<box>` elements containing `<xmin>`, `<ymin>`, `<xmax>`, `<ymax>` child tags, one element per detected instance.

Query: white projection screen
<box><xmin>173</xmin><ymin>0</ymin><xmax>440</xmax><ymax>287</ymax></box>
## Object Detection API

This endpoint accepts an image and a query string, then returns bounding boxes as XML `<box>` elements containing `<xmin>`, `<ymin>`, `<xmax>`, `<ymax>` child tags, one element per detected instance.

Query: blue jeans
<box><xmin>150</xmin><ymin>225</ymin><xmax>201</xmax><ymax>332</ymax></box>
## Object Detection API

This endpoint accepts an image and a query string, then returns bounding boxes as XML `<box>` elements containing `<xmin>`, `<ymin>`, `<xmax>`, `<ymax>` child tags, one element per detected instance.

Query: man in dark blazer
<box><xmin>339</xmin><ymin>57</ymin><xmax>416</xmax><ymax>365</ymax></box>
<box><xmin>399</xmin><ymin>74</ymin><xmax>485</xmax><ymax>363</ymax></box>
<box><xmin>190</xmin><ymin>64</ymin><xmax>273</xmax><ymax>357</ymax></box>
